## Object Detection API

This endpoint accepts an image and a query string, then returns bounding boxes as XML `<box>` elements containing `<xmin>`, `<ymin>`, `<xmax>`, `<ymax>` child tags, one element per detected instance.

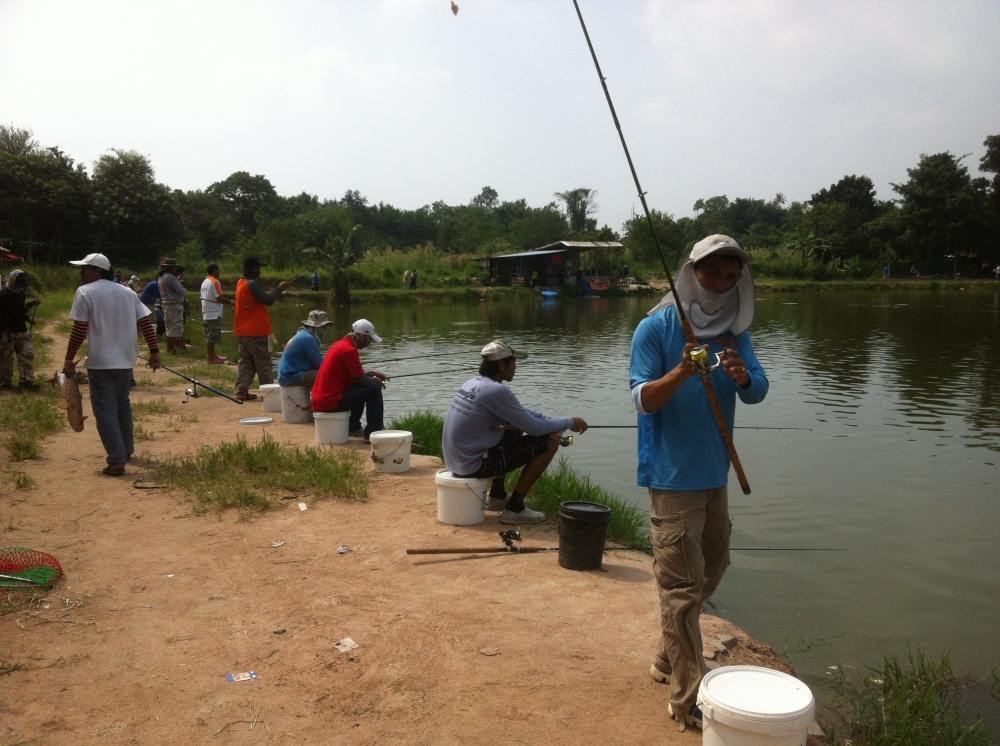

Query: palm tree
<box><xmin>554</xmin><ymin>188</ymin><xmax>597</xmax><ymax>234</ymax></box>
<box><xmin>305</xmin><ymin>224</ymin><xmax>361</xmax><ymax>305</ymax></box>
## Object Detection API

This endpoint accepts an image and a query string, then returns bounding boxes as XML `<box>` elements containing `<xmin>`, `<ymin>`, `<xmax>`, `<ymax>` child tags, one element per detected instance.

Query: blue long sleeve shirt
<box><xmin>442</xmin><ymin>376</ymin><xmax>573</xmax><ymax>476</ymax></box>
<box><xmin>629</xmin><ymin>306</ymin><xmax>768</xmax><ymax>491</ymax></box>
<box><xmin>277</xmin><ymin>329</ymin><xmax>324</xmax><ymax>385</ymax></box>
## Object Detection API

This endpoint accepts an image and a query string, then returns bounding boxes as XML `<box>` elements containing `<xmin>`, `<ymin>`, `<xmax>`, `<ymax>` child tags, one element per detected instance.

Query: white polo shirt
<box><xmin>69</xmin><ymin>279</ymin><xmax>151</xmax><ymax>369</ymax></box>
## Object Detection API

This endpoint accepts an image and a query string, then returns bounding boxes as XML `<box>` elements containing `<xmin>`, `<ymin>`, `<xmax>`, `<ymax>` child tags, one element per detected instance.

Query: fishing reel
<box><xmin>185</xmin><ymin>387</ymin><xmax>199</xmax><ymax>398</ymax></box>
<box><xmin>688</xmin><ymin>345</ymin><xmax>723</xmax><ymax>375</ymax></box>
<box><xmin>498</xmin><ymin>529</ymin><xmax>522</xmax><ymax>549</ymax></box>
<box><xmin>560</xmin><ymin>434</ymin><xmax>574</xmax><ymax>447</ymax></box>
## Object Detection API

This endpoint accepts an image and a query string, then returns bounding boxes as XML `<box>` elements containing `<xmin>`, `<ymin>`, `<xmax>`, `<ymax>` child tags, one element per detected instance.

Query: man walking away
<box><xmin>233</xmin><ymin>256</ymin><xmax>290</xmax><ymax>401</ymax></box>
<box><xmin>278</xmin><ymin>310</ymin><xmax>333</xmax><ymax>389</ymax></box>
<box><xmin>63</xmin><ymin>252</ymin><xmax>161</xmax><ymax>476</ymax></box>
<box><xmin>441</xmin><ymin>341</ymin><xmax>588</xmax><ymax>524</ymax></box>
<box><xmin>311</xmin><ymin>319</ymin><xmax>389</xmax><ymax>440</ymax></box>
<box><xmin>200</xmin><ymin>263</ymin><xmax>231</xmax><ymax>364</ymax></box>
<box><xmin>629</xmin><ymin>234</ymin><xmax>768</xmax><ymax>731</ymax></box>
<box><xmin>0</xmin><ymin>269</ymin><xmax>41</xmax><ymax>390</ymax></box>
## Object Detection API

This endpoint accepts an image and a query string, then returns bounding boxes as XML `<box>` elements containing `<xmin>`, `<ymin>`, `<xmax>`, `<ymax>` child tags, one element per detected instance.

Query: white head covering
<box><xmin>647</xmin><ymin>234</ymin><xmax>755</xmax><ymax>338</ymax></box>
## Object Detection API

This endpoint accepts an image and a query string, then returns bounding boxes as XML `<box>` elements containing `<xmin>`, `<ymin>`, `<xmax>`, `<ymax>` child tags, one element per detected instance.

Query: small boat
<box><xmin>540</xmin><ymin>289</ymin><xmax>559</xmax><ymax>298</ymax></box>
<box><xmin>588</xmin><ymin>277</ymin><xmax>610</xmax><ymax>292</ymax></box>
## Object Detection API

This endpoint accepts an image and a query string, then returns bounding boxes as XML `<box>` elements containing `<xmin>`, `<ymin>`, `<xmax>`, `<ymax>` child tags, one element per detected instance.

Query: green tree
<box><xmin>0</xmin><ymin>124</ymin><xmax>38</xmax><ymax>156</ymax></box>
<box><xmin>90</xmin><ymin>149</ymin><xmax>182</xmax><ymax>267</ymax></box>
<box><xmin>555</xmin><ymin>188</ymin><xmax>597</xmax><ymax>234</ymax></box>
<box><xmin>471</xmin><ymin>185</ymin><xmax>499</xmax><ymax>210</ymax></box>
<box><xmin>304</xmin><ymin>224</ymin><xmax>362</xmax><ymax>305</ymax></box>
<box><xmin>175</xmin><ymin>189</ymin><xmax>241</xmax><ymax>256</ymax></box>
<box><xmin>622</xmin><ymin>209</ymin><xmax>684</xmax><ymax>269</ymax></box>
<box><xmin>206</xmin><ymin>171</ymin><xmax>281</xmax><ymax>235</ymax></box>
<box><xmin>893</xmin><ymin>153</ymin><xmax>985</xmax><ymax>274</ymax></box>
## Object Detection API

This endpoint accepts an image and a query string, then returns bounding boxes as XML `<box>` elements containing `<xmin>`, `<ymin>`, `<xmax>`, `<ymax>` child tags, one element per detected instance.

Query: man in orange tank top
<box><xmin>233</xmin><ymin>256</ymin><xmax>290</xmax><ymax>401</ymax></box>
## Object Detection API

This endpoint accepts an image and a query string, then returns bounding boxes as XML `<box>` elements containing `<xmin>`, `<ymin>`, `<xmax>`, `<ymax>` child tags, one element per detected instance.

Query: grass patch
<box><xmin>132</xmin><ymin>397</ymin><xmax>172</xmax><ymax>419</ymax></box>
<box><xmin>824</xmin><ymin>646</ymin><xmax>999</xmax><ymax>745</ymax></box>
<box><xmin>0</xmin><ymin>365</ymin><xmax>64</xmax><ymax>461</ymax></box>
<box><xmin>389</xmin><ymin>409</ymin><xmax>443</xmax><ymax>459</ymax></box>
<box><xmin>9</xmin><ymin>470</ymin><xmax>35</xmax><ymax>490</ymax></box>
<box><xmin>133</xmin><ymin>424</ymin><xmax>154</xmax><ymax>441</ymax></box>
<box><xmin>151</xmin><ymin>432</ymin><xmax>367</xmax><ymax>514</ymax></box>
<box><xmin>0</xmin><ymin>659</ymin><xmax>23</xmax><ymax>676</ymax></box>
<box><xmin>516</xmin><ymin>458</ymin><xmax>649</xmax><ymax>548</ymax></box>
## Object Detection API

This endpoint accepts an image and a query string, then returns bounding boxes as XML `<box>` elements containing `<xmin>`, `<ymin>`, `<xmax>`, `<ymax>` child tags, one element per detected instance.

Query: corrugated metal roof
<box><xmin>489</xmin><ymin>249</ymin><xmax>567</xmax><ymax>259</ymax></box>
<box><xmin>490</xmin><ymin>240</ymin><xmax>623</xmax><ymax>260</ymax></box>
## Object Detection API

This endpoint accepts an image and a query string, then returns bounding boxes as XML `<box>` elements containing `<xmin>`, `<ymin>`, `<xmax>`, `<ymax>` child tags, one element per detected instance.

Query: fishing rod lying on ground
<box><xmin>138</xmin><ymin>355</ymin><xmax>243</xmax><ymax>404</ymax></box>
<box><xmin>572</xmin><ymin>1</ymin><xmax>752</xmax><ymax>495</ymax></box>
<box><xmin>407</xmin><ymin>530</ymin><xmax>843</xmax><ymax>556</ymax></box>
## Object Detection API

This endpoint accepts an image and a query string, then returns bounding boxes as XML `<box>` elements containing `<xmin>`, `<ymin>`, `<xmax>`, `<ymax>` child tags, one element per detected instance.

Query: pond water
<box><xmin>271</xmin><ymin>287</ymin><xmax>1000</xmax><ymax>705</ymax></box>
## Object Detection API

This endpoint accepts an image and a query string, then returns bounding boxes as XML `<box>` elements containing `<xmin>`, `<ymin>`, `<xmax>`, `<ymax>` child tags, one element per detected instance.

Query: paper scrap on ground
<box><xmin>334</xmin><ymin>637</ymin><xmax>358</xmax><ymax>653</ymax></box>
<box><xmin>337</xmin><ymin>545</ymin><xmax>351</xmax><ymax>554</ymax></box>
<box><xmin>225</xmin><ymin>671</ymin><xmax>258</xmax><ymax>683</ymax></box>
<box><xmin>297</xmin><ymin>502</ymin><xmax>308</xmax><ymax>512</ymax></box>
<box><xmin>479</xmin><ymin>647</ymin><xmax>499</xmax><ymax>657</ymax></box>
<box><xmin>271</xmin><ymin>541</ymin><xmax>285</xmax><ymax>549</ymax></box>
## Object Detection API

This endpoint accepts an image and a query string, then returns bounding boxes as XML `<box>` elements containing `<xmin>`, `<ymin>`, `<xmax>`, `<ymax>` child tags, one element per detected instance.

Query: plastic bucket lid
<box><xmin>370</xmin><ymin>429</ymin><xmax>412</xmax><ymax>442</ymax></box>
<box><xmin>698</xmin><ymin>666</ymin><xmax>814</xmax><ymax>735</ymax></box>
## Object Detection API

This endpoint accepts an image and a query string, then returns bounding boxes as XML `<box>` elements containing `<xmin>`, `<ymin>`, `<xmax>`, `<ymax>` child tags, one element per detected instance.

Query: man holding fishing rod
<box><xmin>629</xmin><ymin>234</ymin><xmax>768</xmax><ymax>731</ymax></box>
<box><xmin>441</xmin><ymin>340</ymin><xmax>588</xmax><ymax>524</ymax></box>
<box><xmin>311</xmin><ymin>319</ymin><xmax>389</xmax><ymax>441</ymax></box>
<box><xmin>233</xmin><ymin>256</ymin><xmax>291</xmax><ymax>401</ymax></box>
<box><xmin>62</xmin><ymin>252</ymin><xmax>161</xmax><ymax>477</ymax></box>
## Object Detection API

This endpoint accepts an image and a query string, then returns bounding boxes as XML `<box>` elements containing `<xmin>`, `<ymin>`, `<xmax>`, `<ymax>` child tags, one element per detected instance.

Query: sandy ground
<box><xmin>1</xmin><ymin>372</ymin><xmax>819</xmax><ymax>746</ymax></box>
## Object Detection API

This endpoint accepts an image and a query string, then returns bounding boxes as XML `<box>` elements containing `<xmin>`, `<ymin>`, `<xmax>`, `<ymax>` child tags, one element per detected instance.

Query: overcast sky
<box><xmin>2</xmin><ymin>0</ymin><xmax>998</xmax><ymax>232</ymax></box>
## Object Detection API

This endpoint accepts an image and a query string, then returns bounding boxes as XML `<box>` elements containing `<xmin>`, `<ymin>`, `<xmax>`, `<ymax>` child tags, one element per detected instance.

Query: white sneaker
<box><xmin>485</xmin><ymin>495</ymin><xmax>507</xmax><ymax>511</ymax></box>
<box><xmin>649</xmin><ymin>663</ymin><xmax>671</xmax><ymax>684</ymax></box>
<box><xmin>500</xmin><ymin>506</ymin><xmax>545</xmax><ymax>524</ymax></box>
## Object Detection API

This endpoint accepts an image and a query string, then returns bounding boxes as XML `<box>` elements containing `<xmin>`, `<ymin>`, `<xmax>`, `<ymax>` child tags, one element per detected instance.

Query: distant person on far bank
<box><xmin>200</xmin><ymin>263</ymin><xmax>231</xmax><ymax>364</ymax></box>
<box><xmin>441</xmin><ymin>340</ymin><xmax>588</xmax><ymax>525</ymax></box>
<box><xmin>629</xmin><ymin>234</ymin><xmax>768</xmax><ymax>732</ymax></box>
<box><xmin>311</xmin><ymin>319</ymin><xmax>389</xmax><ymax>441</ymax></box>
<box><xmin>278</xmin><ymin>310</ymin><xmax>334</xmax><ymax>389</ymax></box>
<box><xmin>311</xmin><ymin>270</ymin><xmax>320</xmax><ymax>292</ymax></box>
<box><xmin>232</xmin><ymin>256</ymin><xmax>290</xmax><ymax>401</ymax></box>
<box><xmin>63</xmin><ymin>252</ymin><xmax>161</xmax><ymax>476</ymax></box>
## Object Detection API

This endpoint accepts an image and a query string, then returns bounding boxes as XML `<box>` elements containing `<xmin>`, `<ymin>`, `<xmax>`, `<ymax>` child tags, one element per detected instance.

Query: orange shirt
<box><xmin>234</xmin><ymin>278</ymin><xmax>272</xmax><ymax>337</ymax></box>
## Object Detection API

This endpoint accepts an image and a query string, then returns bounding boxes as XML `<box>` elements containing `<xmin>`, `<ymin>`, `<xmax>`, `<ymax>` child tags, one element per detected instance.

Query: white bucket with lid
<box><xmin>314</xmin><ymin>411</ymin><xmax>350</xmax><ymax>444</ymax></box>
<box><xmin>435</xmin><ymin>470</ymin><xmax>489</xmax><ymax>525</ymax></box>
<box><xmin>697</xmin><ymin>665</ymin><xmax>814</xmax><ymax>746</ymax></box>
<box><xmin>260</xmin><ymin>384</ymin><xmax>281</xmax><ymax>412</ymax></box>
<box><xmin>280</xmin><ymin>385</ymin><xmax>312</xmax><ymax>423</ymax></box>
<box><xmin>369</xmin><ymin>430</ymin><xmax>413</xmax><ymax>473</ymax></box>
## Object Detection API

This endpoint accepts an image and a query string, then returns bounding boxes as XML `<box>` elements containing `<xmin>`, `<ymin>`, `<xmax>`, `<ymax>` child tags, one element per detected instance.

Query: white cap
<box><xmin>689</xmin><ymin>234</ymin><xmax>749</xmax><ymax>265</ymax></box>
<box><xmin>68</xmin><ymin>252</ymin><xmax>111</xmax><ymax>271</ymax></box>
<box><xmin>351</xmin><ymin>319</ymin><xmax>382</xmax><ymax>343</ymax></box>
<box><xmin>480</xmin><ymin>340</ymin><xmax>517</xmax><ymax>361</ymax></box>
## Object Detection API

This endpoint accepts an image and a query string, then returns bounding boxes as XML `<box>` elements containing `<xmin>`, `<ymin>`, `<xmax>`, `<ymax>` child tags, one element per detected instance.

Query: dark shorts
<box><xmin>203</xmin><ymin>317</ymin><xmax>222</xmax><ymax>343</ymax></box>
<box><xmin>456</xmin><ymin>431</ymin><xmax>552</xmax><ymax>479</ymax></box>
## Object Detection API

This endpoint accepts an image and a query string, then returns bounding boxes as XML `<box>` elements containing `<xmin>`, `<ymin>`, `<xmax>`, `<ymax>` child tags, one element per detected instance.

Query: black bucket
<box><xmin>558</xmin><ymin>501</ymin><xmax>612</xmax><ymax>571</ymax></box>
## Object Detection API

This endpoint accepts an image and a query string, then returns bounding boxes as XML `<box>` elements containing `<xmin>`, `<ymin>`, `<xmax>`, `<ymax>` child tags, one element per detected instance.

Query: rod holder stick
<box><xmin>571</xmin><ymin>0</ymin><xmax>750</xmax><ymax>494</ymax></box>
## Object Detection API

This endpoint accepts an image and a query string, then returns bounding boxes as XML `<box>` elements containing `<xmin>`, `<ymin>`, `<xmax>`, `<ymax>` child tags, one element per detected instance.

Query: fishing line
<box><xmin>571</xmin><ymin>0</ymin><xmax>752</xmax><ymax>495</ymax></box>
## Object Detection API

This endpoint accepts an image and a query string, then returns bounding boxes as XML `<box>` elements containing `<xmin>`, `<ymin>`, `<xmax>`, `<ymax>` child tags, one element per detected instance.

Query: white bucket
<box><xmin>369</xmin><ymin>430</ymin><xmax>413</xmax><ymax>473</ymax></box>
<box><xmin>697</xmin><ymin>666</ymin><xmax>814</xmax><ymax>746</ymax></box>
<box><xmin>280</xmin><ymin>385</ymin><xmax>312</xmax><ymax>424</ymax></box>
<box><xmin>314</xmin><ymin>411</ymin><xmax>350</xmax><ymax>444</ymax></box>
<box><xmin>435</xmin><ymin>470</ymin><xmax>489</xmax><ymax>525</ymax></box>
<box><xmin>260</xmin><ymin>384</ymin><xmax>281</xmax><ymax>412</ymax></box>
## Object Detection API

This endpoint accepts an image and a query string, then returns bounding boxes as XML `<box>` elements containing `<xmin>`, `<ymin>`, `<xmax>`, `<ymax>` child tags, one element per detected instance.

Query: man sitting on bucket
<box><xmin>311</xmin><ymin>319</ymin><xmax>389</xmax><ymax>441</ymax></box>
<box><xmin>278</xmin><ymin>310</ymin><xmax>334</xmax><ymax>390</ymax></box>
<box><xmin>441</xmin><ymin>340</ymin><xmax>588</xmax><ymax>525</ymax></box>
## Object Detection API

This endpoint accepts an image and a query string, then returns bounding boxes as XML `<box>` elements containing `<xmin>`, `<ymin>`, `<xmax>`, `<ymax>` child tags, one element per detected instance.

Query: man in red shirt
<box><xmin>311</xmin><ymin>319</ymin><xmax>389</xmax><ymax>440</ymax></box>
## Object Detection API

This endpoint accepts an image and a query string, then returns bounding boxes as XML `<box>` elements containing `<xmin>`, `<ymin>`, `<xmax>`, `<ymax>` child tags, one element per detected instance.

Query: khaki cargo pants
<box><xmin>0</xmin><ymin>330</ymin><xmax>35</xmax><ymax>386</ymax></box>
<box><xmin>649</xmin><ymin>486</ymin><xmax>731</xmax><ymax>718</ymax></box>
<box><xmin>234</xmin><ymin>335</ymin><xmax>274</xmax><ymax>394</ymax></box>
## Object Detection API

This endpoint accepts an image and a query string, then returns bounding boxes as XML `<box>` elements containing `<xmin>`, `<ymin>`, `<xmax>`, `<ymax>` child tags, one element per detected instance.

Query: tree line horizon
<box><xmin>2</xmin><ymin>125</ymin><xmax>998</xmax><ymax>280</ymax></box>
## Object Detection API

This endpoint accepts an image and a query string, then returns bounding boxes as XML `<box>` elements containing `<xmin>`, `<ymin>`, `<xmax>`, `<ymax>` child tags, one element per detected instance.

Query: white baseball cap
<box><xmin>480</xmin><ymin>340</ymin><xmax>517</xmax><ymax>361</ymax></box>
<box><xmin>68</xmin><ymin>252</ymin><xmax>111</xmax><ymax>271</ymax></box>
<box><xmin>351</xmin><ymin>319</ymin><xmax>382</xmax><ymax>343</ymax></box>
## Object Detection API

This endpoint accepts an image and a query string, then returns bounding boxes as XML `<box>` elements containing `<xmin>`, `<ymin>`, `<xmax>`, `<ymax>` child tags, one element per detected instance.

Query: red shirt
<box><xmin>311</xmin><ymin>335</ymin><xmax>364</xmax><ymax>411</ymax></box>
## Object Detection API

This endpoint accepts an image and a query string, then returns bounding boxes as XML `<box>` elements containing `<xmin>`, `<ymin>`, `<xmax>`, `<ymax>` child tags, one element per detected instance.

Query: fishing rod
<box><xmin>571</xmin><ymin>1</ymin><xmax>751</xmax><ymax>495</ymax></box>
<box><xmin>390</xmin><ymin>358</ymin><xmax>565</xmax><ymax>379</ymax></box>
<box><xmin>366</xmin><ymin>348</ymin><xmax>483</xmax><ymax>365</ymax></box>
<box><xmin>587</xmin><ymin>424</ymin><xmax>813</xmax><ymax>432</ymax></box>
<box><xmin>138</xmin><ymin>355</ymin><xmax>244</xmax><ymax>405</ymax></box>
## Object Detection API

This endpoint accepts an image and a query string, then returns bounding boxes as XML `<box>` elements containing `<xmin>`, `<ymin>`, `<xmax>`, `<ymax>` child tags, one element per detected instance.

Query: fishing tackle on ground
<box><xmin>139</xmin><ymin>356</ymin><xmax>243</xmax><ymax>405</ymax></box>
<box><xmin>571</xmin><ymin>0</ymin><xmax>752</xmax><ymax>494</ymax></box>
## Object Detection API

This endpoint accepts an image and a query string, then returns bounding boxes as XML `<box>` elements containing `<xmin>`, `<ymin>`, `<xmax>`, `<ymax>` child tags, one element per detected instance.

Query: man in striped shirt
<box><xmin>63</xmin><ymin>253</ymin><xmax>161</xmax><ymax>477</ymax></box>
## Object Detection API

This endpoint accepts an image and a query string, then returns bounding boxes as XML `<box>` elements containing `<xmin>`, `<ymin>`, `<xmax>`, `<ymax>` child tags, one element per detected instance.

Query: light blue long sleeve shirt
<box><xmin>629</xmin><ymin>306</ymin><xmax>768</xmax><ymax>491</ymax></box>
<box><xmin>442</xmin><ymin>376</ymin><xmax>573</xmax><ymax>476</ymax></box>
<box><xmin>277</xmin><ymin>329</ymin><xmax>324</xmax><ymax>385</ymax></box>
